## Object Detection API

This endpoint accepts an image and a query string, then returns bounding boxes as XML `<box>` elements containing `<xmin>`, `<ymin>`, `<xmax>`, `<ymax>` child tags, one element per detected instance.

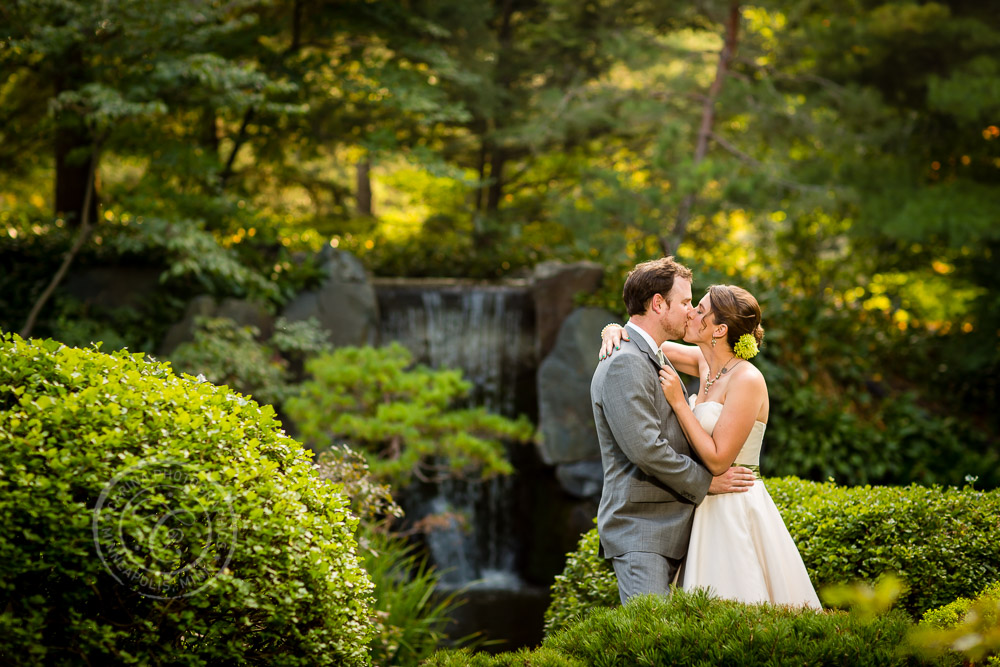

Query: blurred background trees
<box><xmin>2</xmin><ymin>0</ymin><xmax>998</xmax><ymax>486</ymax></box>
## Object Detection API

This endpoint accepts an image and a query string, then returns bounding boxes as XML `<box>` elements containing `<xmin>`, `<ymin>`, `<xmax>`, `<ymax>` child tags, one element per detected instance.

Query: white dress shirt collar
<box><xmin>625</xmin><ymin>319</ymin><xmax>661</xmax><ymax>356</ymax></box>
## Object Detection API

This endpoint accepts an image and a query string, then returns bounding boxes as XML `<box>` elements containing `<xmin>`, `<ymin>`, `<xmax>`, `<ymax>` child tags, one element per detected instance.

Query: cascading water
<box><xmin>375</xmin><ymin>280</ymin><xmax>536</xmax><ymax>588</ymax></box>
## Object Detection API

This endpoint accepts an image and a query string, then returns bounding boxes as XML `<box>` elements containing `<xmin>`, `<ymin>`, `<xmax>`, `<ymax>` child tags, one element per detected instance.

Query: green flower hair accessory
<box><xmin>733</xmin><ymin>333</ymin><xmax>759</xmax><ymax>360</ymax></box>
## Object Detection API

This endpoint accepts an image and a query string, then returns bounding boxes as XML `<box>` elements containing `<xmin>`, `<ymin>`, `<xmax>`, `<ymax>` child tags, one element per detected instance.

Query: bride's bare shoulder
<box><xmin>732</xmin><ymin>361</ymin><xmax>766</xmax><ymax>390</ymax></box>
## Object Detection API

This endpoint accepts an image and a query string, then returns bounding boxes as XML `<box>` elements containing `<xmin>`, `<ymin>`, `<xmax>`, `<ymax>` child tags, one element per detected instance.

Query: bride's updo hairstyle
<box><xmin>707</xmin><ymin>284</ymin><xmax>765</xmax><ymax>350</ymax></box>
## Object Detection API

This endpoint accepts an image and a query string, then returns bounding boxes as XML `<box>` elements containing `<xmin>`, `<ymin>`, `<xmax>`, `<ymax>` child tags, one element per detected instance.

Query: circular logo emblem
<box><xmin>92</xmin><ymin>460</ymin><xmax>237</xmax><ymax>599</ymax></box>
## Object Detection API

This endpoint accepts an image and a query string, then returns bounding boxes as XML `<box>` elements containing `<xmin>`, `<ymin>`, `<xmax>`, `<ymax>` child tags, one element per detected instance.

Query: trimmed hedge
<box><xmin>545</xmin><ymin>477</ymin><xmax>1000</xmax><ymax>635</ymax></box>
<box><xmin>0</xmin><ymin>333</ymin><xmax>374</xmax><ymax>665</ymax></box>
<box><xmin>543</xmin><ymin>521</ymin><xmax>618</xmax><ymax>636</ymax></box>
<box><xmin>432</xmin><ymin>590</ymin><xmax>952</xmax><ymax>666</ymax></box>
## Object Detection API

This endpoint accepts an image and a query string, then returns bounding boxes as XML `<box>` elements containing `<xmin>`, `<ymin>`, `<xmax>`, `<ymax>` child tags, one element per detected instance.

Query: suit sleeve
<box><xmin>601</xmin><ymin>353</ymin><xmax>712</xmax><ymax>504</ymax></box>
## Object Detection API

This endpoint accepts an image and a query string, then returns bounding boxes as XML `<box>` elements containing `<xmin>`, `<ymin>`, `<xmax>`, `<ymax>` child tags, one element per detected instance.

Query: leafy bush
<box><xmin>915</xmin><ymin>581</ymin><xmax>1000</xmax><ymax>665</ymax></box>
<box><xmin>921</xmin><ymin>581</ymin><xmax>1000</xmax><ymax>629</ymax></box>
<box><xmin>286</xmin><ymin>343</ymin><xmax>534</xmax><ymax>487</ymax></box>
<box><xmin>545</xmin><ymin>477</ymin><xmax>1000</xmax><ymax>634</ymax></box>
<box><xmin>0</xmin><ymin>333</ymin><xmax>374</xmax><ymax>665</ymax></box>
<box><xmin>315</xmin><ymin>445</ymin><xmax>476</xmax><ymax>666</ymax></box>
<box><xmin>362</xmin><ymin>530</ymin><xmax>470</xmax><ymax>667</ymax></box>
<box><xmin>762</xmin><ymin>380</ymin><xmax>1000</xmax><ymax>489</ymax></box>
<box><xmin>542</xmin><ymin>522</ymin><xmax>618</xmax><ymax>636</ymax></box>
<box><xmin>769</xmin><ymin>477</ymin><xmax>1000</xmax><ymax>616</ymax></box>
<box><xmin>168</xmin><ymin>315</ymin><xmax>332</xmax><ymax>407</ymax></box>
<box><xmin>432</xmin><ymin>591</ymin><xmax>949</xmax><ymax>666</ymax></box>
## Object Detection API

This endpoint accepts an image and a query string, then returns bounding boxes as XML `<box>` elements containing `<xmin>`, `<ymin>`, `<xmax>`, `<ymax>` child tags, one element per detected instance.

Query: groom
<box><xmin>591</xmin><ymin>256</ymin><xmax>754</xmax><ymax>604</ymax></box>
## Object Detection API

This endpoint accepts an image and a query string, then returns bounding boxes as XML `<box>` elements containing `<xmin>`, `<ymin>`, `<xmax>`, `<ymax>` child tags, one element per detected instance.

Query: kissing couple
<box><xmin>591</xmin><ymin>256</ymin><xmax>821</xmax><ymax>608</ymax></box>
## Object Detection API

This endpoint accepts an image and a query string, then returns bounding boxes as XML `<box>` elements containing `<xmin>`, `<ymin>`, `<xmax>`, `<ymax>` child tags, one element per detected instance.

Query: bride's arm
<box><xmin>659</xmin><ymin>341</ymin><xmax>702</xmax><ymax>376</ymax></box>
<box><xmin>598</xmin><ymin>325</ymin><xmax>702</xmax><ymax>375</ymax></box>
<box><xmin>658</xmin><ymin>367</ymin><xmax>766</xmax><ymax>475</ymax></box>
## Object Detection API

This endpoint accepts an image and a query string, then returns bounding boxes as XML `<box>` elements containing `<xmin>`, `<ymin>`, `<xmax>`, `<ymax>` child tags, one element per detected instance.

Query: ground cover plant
<box><xmin>0</xmin><ymin>333</ymin><xmax>373</xmax><ymax>665</ymax></box>
<box><xmin>429</xmin><ymin>590</ymin><xmax>955</xmax><ymax>666</ymax></box>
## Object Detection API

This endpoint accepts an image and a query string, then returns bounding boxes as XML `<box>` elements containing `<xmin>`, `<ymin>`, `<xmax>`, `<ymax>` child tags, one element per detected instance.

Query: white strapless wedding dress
<box><xmin>681</xmin><ymin>400</ymin><xmax>821</xmax><ymax>608</ymax></box>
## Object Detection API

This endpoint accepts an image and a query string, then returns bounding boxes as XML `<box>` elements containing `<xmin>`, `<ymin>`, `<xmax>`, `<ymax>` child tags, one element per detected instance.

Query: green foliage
<box><xmin>768</xmin><ymin>477</ymin><xmax>1000</xmax><ymax>617</ymax></box>
<box><xmin>103</xmin><ymin>217</ymin><xmax>282</xmax><ymax>303</ymax></box>
<box><xmin>545</xmin><ymin>478</ymin><xmax>1000</xmax><ymax>635</ymax></box>
<box><xmin>0</xmin><ymin>333</ymin><xmax>374</xmax><ymax>665</ymax></box>
<box><xmin>921</xmin><ymin>581</ymin><xmax>1000</xmax><ymax>630</ymax></box>
<box><xmin>549</xmin><ymin>592</ymin><xmax>932</xmax><ymax>666</ymax></box>
<box><xmin>168</xmin><ymin>316</ymin><xmax>331</xmax><ymax>407</ymax></box>
<box><xmin>361</xmin><ymin>530</ymin><xmax>471</xmax><ymax>667</ymax></box>
<box><xmin>915</xmin><ymin>581</ymin><xmax>1000</xmax><ymax>666</ymax></box>
<box><xmin>314</xmin><ymin>440</ymin><xmax>473</xmax><ymax>666</ymax></box>
<box><xmin>542</xmin><ymin>522</ymin><xmax>619</xmax><ymax>636</ymax></box>
<box><xmin>314</xmin><ymin>445</ymin><xmax>403</xmax><ymax>529</ymax></box>
<box><xmin>436</xmin><ymin>591</ymin><xmax>945</xmax><ymax>667</ymax></box>
<box><xmin>285</xmin><ymin>343</ymin><xmax>534</xmax><ymax>487</ymax></box>
<box><xmin>762</xmin><ymin>375</ymin><xmax>1000</xmax><ymax>489</ymax></box>
<box><xmin>425</xmin><ymin>646</ymin><xmax>586</xmax><ymax>667</ymax></box>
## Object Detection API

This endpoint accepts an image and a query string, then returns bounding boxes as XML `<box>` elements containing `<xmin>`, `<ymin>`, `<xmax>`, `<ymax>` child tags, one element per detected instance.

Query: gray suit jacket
<box><xmin>592</xmin><ymin>323</ymin><xmax>712</xmax><ymax>559</ymax></box>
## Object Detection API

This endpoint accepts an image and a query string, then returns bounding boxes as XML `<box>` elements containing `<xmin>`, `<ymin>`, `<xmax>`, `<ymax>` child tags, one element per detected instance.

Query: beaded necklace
<box><xmin>704</xmin><ymin>357</ymin><xmax>744</xmax><ymax>395</ymax></box>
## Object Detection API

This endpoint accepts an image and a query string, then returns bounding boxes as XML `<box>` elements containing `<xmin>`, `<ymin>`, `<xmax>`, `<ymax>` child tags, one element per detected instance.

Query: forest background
<box><xmin>1</xmin><ymin>0</ymin><xmax>998</xmax><ymax>490</ymax></box>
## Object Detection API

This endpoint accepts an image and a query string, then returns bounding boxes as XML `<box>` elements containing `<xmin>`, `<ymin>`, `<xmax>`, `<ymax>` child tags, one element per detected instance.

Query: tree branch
<box><xmin>21</xmin><ymin>145</ymin><xmax>100</xmax><ymax>338</ymax></box>
<box><xmin>662</xmin><ymin>2</ymin><xmax>740</xmax><ymax>256</ymax></box>
<box><xmin>708</xmin><ymin>130</ymin><xmax>834</xmax><ymax>194</ymax></box>
<box><xmin>218</xmin><ymin>107</ymin><xmax>255</xmax><ymax>189</ymax></box>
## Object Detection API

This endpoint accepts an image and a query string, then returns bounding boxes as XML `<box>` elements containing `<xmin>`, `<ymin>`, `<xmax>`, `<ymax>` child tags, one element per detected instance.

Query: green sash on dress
<box><xmin>733</xmin><ymin>463</ymin><xmax>761</xmax><ymax>479</ymax></box>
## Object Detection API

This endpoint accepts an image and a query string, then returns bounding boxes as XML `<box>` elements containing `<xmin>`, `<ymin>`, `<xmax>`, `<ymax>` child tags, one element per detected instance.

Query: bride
<box><xmin>601</xmin><ymin>284</ymin><xmax>820</xmax><ymax>608</ymax></box>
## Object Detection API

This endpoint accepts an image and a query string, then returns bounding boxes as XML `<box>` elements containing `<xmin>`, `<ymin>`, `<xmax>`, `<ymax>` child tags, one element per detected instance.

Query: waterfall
<box><xmin>375</xmin><ymin>280</ymin><xmax>536</xmax><ymax>590</ymax></box>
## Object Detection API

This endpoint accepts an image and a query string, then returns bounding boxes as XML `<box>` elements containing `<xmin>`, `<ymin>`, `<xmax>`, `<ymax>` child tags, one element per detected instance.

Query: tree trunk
<box><xmin>483</xmin><ymin>0</ymin><xmax>515</xmax><ymax>216</ymax></box>
<box><xmin>475</xmin><ymin>137</ymin><xmax>488</xmax><ymax>212</ymax></box>
<box><xmin>485</xmin><ymin>147</ymin><xmax>506</xmax><ymax>213</ymax></box>
<box><xmin>53</xmin><ymin>47</ymin><xmax>98</xmax><ymax>227</ymax></box>
<box><xmin>356</xmin><ymin>156</ymin><xmax>373</xmax><ymax>217</ymax></box>
<box><xmin>219</xmin><ymin>107</ymin><xmax>255</xmax><ymax>190</ymax></box>
<box><xmin>662</xmin><ymin>2</ymin><xmax>740</xmax><ymax>256</ymax></box>
<box><xmin>23</xmin><ymin>147</ymin><xmax>99</xmax><ymax>338</ymax></box>
<box><xmin>200</xmin><ymin>106</ymin><xmax>219</xmax><ymax>155</ymax></box>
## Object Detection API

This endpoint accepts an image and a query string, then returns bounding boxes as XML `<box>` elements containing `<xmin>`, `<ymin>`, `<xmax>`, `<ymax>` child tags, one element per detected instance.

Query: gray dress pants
<box><xmin>611</xmin><ymin>551</ymin><xmax>682</xmax><ymax>604</ymax></box>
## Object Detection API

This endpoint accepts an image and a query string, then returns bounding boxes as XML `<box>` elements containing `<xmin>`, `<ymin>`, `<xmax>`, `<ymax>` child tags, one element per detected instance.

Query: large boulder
<box><xmin>281</xmin><ymin>246</ymin><xmax>378</xmax><ymax>347</ymax></box>
<box><xmin>158</xmin><ymin>295</ymin><xmax>274</xmax><ymax>355</ymax></box>
<box><xmin>530</xmin><ymin>261</ymin><xmax>604</xmax><ymax>361</ymax></box>
<box><xmin>536</xmin><ymin>307</ymin><xmax>615</xmax><ymax>483</ymax></box>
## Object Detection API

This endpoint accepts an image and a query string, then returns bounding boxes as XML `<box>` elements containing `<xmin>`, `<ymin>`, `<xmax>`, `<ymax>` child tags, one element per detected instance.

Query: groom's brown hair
<box><xmin>623</xmin><ymin>256</ymin><xmax>693</xmax><ymax>316</ymax></box>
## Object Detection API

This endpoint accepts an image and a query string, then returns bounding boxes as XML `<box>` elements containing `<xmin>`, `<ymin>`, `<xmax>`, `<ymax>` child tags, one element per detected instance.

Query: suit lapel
<box><xmin>624</xmin><ymin>323</ymin><xmax>662</xmax><ymax>369</ymax></box>
<box><xmin>624</xmin><ymin>323</ymin><xmax>689</xmax><ymax>400</ymax></box>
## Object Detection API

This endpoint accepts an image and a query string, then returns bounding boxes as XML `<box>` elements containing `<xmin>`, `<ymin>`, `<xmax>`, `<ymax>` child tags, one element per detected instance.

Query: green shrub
<box><xmin>168</xmin><ymin>315</ymin><xmax>332</xmax><ymax>407</ymax></box>
<box><xmin>915</xmin><ymin>581</ymin><xmax>1000</xmax><ymax>665</ymax></box>
<box><xmin>0</xmin><ymin>333</ymin><xmax>373</xmax><ymax>665</ymax></box>
<box><xmin>921</xmin><ymin>581</ymin><xmax>1000</xmax><ymax>629</ymax></box>
<box><xmin>768</xmin><ymin>477</ymin><xmax>1000</xmax><ymax>616</ymax></box>
<box><xmin>361</xmin><ymin>530</ymin><xmax>471</xmax><ymax>667</ymax></box>
<box><xmin>314</xmin><ymin>446</ymin><xmax>470</xmax><ymax>666</ymax></box>
<box><xmin>286</xmin><ymin>343</ymin><xmax>534</xmax><ymax>487</ymax></box>
<box><xmin>542</xmin><ymin>522</ymin><xmax>618</xmax><ymax>636</ymax></box>
<box><xmin>545</xmin><ymin>477</ymin><xmax>1000</xmax><ymax>634</ymax></box>
<box><xmin>551</xmin><ymin>592</ymin><xmax>941</xmax><ymax>666</ymax></box>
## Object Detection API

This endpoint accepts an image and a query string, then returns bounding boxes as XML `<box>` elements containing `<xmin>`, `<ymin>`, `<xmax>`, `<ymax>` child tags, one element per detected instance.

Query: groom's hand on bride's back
<box><xmin>708</xmin><ymin>467</ymin><xmax>755</xmax><ymax>495</ymax></box>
